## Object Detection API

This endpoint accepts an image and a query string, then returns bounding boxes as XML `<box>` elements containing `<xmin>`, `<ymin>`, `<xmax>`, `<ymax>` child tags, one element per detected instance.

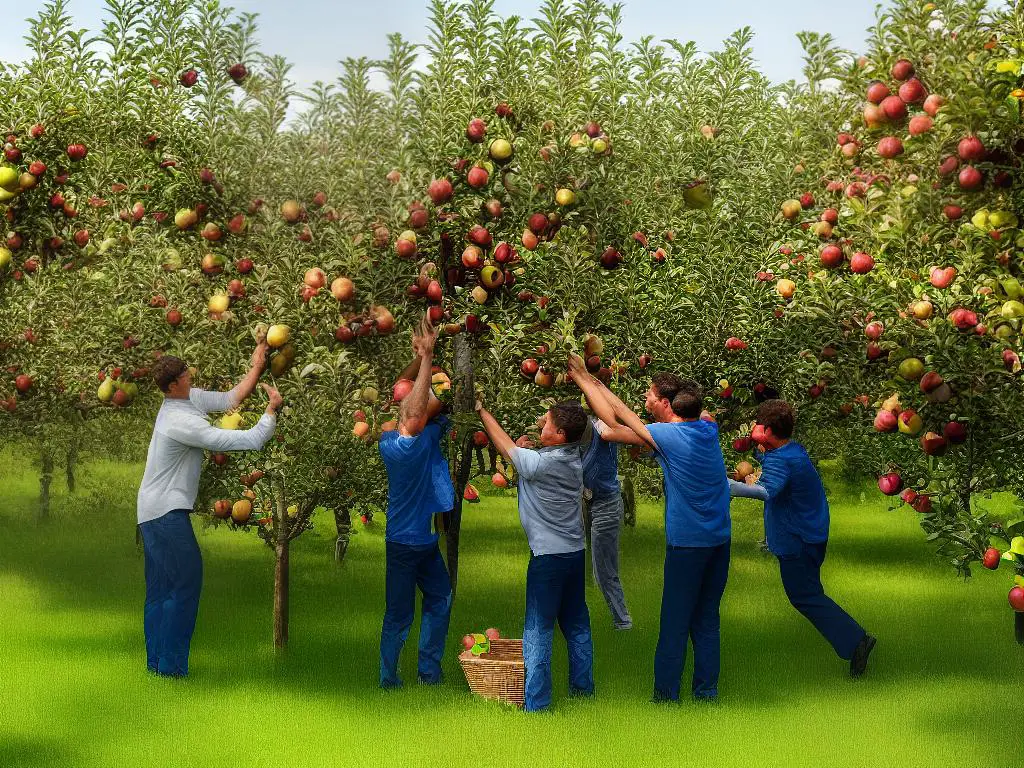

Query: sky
<box><xmin>2</xmin><ymin>0</ymin><xmax>895</xmax><ymax>91</ymax></box>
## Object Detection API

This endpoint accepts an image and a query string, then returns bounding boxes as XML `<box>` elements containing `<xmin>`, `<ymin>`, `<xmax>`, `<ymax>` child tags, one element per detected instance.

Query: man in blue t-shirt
<box><xmin>743</xmin><ymin>400</ymin><xmax>876</xmax><ymax>677</ymax></box>
<box><xmin>477</xmin><ymin>397</ymin><xmax>593</xmax><ymax>712</ymax></box>
<box><xmin>570</xmin><ymin>360</ymin><xmax>731</xmax><ymax>701</ymax></box>
<box><xmin>376</xmin><ymin>318</ymin><xmax>454</xmax><ymax>688</ymax></box>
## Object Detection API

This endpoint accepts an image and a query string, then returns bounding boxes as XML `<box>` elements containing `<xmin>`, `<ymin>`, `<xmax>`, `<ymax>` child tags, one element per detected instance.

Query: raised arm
<box><xmin>399</xmin><ymin>318</ymin><xmax>436</xmax><ymax>436</ymax></box>
<box><xmin>578</xmin><ymin>373</ymin><xmax>657</xmax><ymax>451</ymax></box>
<box><xmin>233</xmin><ymin>339</ymin><xmax>270</xmax><ymax>403</ymax></box>
<box><xmin>163</xmin><ymin>385</ymin><xmax>281</xmax><ymax>452</ymax></box>
<box><xmin>476</xmin><ymin>402</ymin><xmax>515</xmax><ymax>462</ymax></box>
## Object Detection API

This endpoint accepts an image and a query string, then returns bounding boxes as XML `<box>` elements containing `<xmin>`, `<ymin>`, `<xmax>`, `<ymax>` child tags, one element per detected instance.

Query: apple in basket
<box><xmin>485</xmin><ymin>627</ymin><xmax>501</xmax><ymax>641</ymax></box>
<box><xmin>462</xmin><ymin>634</ymin><xmax>475</xmax><ymax>651</ymax></box>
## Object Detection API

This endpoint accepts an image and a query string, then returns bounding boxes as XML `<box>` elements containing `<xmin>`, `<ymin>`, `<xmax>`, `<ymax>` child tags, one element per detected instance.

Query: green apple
<box><xmin>1001</xmin><ymin>300</ymin><xmax>1024</xmax><ymax>319</ymax></box>
<box><xmin>1000</xmin><ymin>277</ymin><xmax>1022</xmax><ymax>299</ymax></box>
<box><xmin>988</xmin><ymin>210</ymin><xmax>1018</xmax><ymax>228</ymax></box>
<box><xmin>97</xmin><ymin>378</ymin><xmax>116</xmax><ymax>403</ymax></box>
<box><xmin>1011</xmin><ymin>536</ymin><xmax>1024</xmax><ymax>556</ymax></box>
<box><xmin>971</xmin><ymin>209</ymin><xmax>990</xmax><ymax>230</ymax></box>
<box><xmin>898</xmin><ymin>357</ymin><xmax>924</xmax><ymax>381</ymax></box>
<box><xmin>0</xmin><ymin>166</ymin><xmax>19</xmax><ymax>191</ymax></box>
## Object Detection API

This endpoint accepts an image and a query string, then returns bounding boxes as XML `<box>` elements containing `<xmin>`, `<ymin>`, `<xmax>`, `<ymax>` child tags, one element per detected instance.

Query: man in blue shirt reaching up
<box><xmin>377</xmin><ymin>317</ymin><xmax>454</xmax><ymax>688</ymax></box>
<box><xmin>569</xmin><ymin>359</ymin><xmax>731</xmax><ymax>702</ymax></box>
<box><xmin>744</xmin><ymin>399</ymin><xmax>876</xmax><ymax>677</ymax></box>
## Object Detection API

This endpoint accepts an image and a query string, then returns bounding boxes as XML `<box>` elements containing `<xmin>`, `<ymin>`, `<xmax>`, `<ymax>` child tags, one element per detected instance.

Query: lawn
<box><xmin>1</xmin><ymin>449</ymin><xmax>1022</xmax><ymax>768</ymax></box>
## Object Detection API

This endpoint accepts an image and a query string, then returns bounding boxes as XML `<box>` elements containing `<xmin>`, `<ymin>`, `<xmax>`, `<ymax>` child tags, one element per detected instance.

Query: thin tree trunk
<box><xmin>273</xmin><ymin>478</ymin><xmax>289</xmax><ymax>650</ymax></box>
<box><xmin>39</xmin><ymin>449</ymin><xmax>53</xmax><ymax>522</ymax></box>
<box><xmin>334</xmin><ymin>505</ymin><xmax>352</xmax><ymax>562</ymax></box>
<box><xmin>1015</xmin><ymin>612</ymin><xmax>1024</xmax><ymax>646</ymax></box>
<box><xmin>446</xmin><ymin>333</ymin><xmax>476</xmax><ymax>597</ymax></box>
<box><xmin>66</xmin><ymin>437</ymin><xmax>78</xmax><ymax>493</ymax></box>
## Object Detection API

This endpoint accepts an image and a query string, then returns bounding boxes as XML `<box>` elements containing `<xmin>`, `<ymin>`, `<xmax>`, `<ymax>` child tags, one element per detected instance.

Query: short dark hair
<box><xmin>650</xmin><ymin>372</ymin><xmax>684</xmax><ymax>402</ymax></box>
<box><xmin>153</xmin><ymin>355</ymin><xmax>188</xmax><ymax>393</ymax></box>
<box><xmin>548</xmin><ymin>401</ymin><xmax>587</xmax><ymax>443</ymax></box>
<box><xmin>757</xmin><ymin>399</ymin><xmax>794</xmax><ymax>439</ymax></box>
<box><xmin>671</xmin><ymin>380</ymin><xmax>703</xmax><ymax>418</ymax></box>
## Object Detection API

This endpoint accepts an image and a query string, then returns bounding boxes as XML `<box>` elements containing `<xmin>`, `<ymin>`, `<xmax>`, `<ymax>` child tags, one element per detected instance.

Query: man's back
<box><xmin>646</xmin><ymin>420</ymin><xmax>731</xmax><ymax>547</ymax></box>
<box><xmin>510</xmin><ymin>444</ymin><xmax>585</xmax><ymax>555</ymax></box>
<box><xmin>378</xmin><ymin>417</ymin><xmax>454</xmax><ymax>546</ymax></box>
<box><xmin>758</xmin><ymin>441</ymin><xmax>829</xmax><ymax>554</ymax></box>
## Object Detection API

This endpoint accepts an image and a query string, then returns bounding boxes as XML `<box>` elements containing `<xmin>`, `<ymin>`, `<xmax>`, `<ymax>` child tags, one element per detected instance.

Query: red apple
<box><xmin>466</xmin><ymin>118</ymin><xmax>487</xmax><ymax>143</ymax></box>
<box><xmin>520</xmin><ymin>358</ymin><xmax>539</xmax><ymax>378</ymax></box>
<box><xmin>874</xmin><ymin>410</ymin><xmax>898</xmax><ymax>432</ymax></box>
<box><xmin>942</xmin><ymin>421</ymin><xmax>967</xmax><ymax>444</ymax></box>
<box><xmin>958</xmin><ymin>165</ymin><xmax>983</xmax><ymax>191</ymax></box>
<box><xmin>820</xmin><ymin>244</ymin><xmax>844</xmax><ymax>268</ymax></box>
<box><xmin>982</xmin><ymin>548</ymin><xmax>1000</xmax><ymax>570</ymax></box>
<box><xmin>850</xmin><ymin>252</ymin><xmax>875</xmax><ymax>274</ymax></box>
<box><xmin>14</xmin><ymin>374</ymin><xmax>32</xmax><ymax>393</ymax></box>
<box><xmin>428</xmin><ymin>178</ymin><xmax>453</xmax><ymax>205</ymax></box>
<box><xmin>866</xmin><ymin>81</ymin><xmax>890</xmax><ymax>104</ymax></box>
<box><xmin>929</xmin><ymin>266</ymin><xmax>956</xmax><ymax>288</ymax></box>
<box><xmin>920</xmin><ymin>431</ymin><xmax>947</xmax><ymax>456</ymax></box>
<box><xmin>878</xmin><ymin>472</ymin><xmax>903</xmax><ymax>496</ymax></box>
<box><xmin>891</xmin><ymin>59</ymin><xmax>915</xmax><ymax>81</ymax></box>
<box><xmin>462</xmin><ymin>634</ymin><xmax>475</xmax><ymax>650</ymax></box>
<box><xmin>880</xmin><ymin>95</ymin><xmax>907</xmax><ymax>121</ymax></box>
<box><xmin>877</xmin><ymin>136</ymin><xmax>904</xmax><ymax>158</ymax></box>
<box><xmin>528</xmin><ymin>213</ymin><xmax>549</xmax><ymax>235</ymax></box>
<box><xmin>462</xmin><ymin>246</ymin><xmax>484</xmax><ymax>269</ymax></box>
<box><xmin>179</xmin><ymin>68</ymin><xmax>198</xmax><ymax>87</ymax></box>
<box><xmin>1008</xmin><ymin>587</ymin><xmax>1024</xmax><ymax>612</ymax></box>
<box><xmin>957</xmin><ymin>136</ymin><xmax>986</xmax><ymax>162</ymax></box>
<box><xmin>908</xmin><ymin>115</ymin><xmax>933</xmax><ymax>136</ymax></box>
<box><xmin>467</xmin><ymin>225</ymin><xmax>492</xmax><ymax>248</ymax></box>
<box><xmin>467</xmin><ymin>166</ymin><xmax>489</xmax><ymax>188</ymax></box>
<box><xmin>943</xmin><ymin>204</ymin><xmax>963</xmax><ymax>221</ymax></box>
<box><xmin>923</xmin><ymin>94</ymin><xmax>944</xmax><ymax>117</ymax></box>
<box><xmin>898</xmin><ymin>78</ymin><xmax>927</xmax><ymax>104</ymax></box>
<box><xmin>166</xmin><ymin>309</ymin><xmax>182</xmax><ymax>326</ymax></box>
<box><xmin>864</xmin><ymin>321</ymin><xmax>884</xmax><ymax>340</ymax></box>
<box><xmin>484</xmin><ymin>627</ymin><xmax>501</xmax><ymax>641</ymax></box>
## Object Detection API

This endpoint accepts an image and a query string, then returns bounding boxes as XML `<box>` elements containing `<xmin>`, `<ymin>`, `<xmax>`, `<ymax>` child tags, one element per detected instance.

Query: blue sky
<box><xmin>3</xmin><ymin>0</ymin><xmax>893</xmax><ymax>89</ymax></box>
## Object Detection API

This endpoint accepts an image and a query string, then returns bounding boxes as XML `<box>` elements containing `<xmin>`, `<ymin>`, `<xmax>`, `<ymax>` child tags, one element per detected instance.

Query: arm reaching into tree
<box><xmin>476</xmin><ymin>401</ymin><xmax>516</xmax><ymax>462</ymax></box>
<box><xmin>399</xmin><ymin>317</ymin><xmax>437</xmax><ymax>436</ymax></box>
<box><xmin>573</xmin><ymin>368</ymin><xmax>657</xmax><ymax>451</ymax></box>
<box><xmin>189</xmin><ymin>339</ymin><xmax>270</xmax><ymax>413</ymax></box>
<box><xmin>567</xmin><ymin>356</ymin><xmax>649</xmax><ymax>447</ymax></box>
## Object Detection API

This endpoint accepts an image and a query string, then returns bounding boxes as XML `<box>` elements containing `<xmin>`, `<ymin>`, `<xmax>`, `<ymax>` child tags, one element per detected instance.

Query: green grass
<box><xmin>1</xmin><ymin>450</ymin><xmax>1022</xmax><ymax>768</ymax></box>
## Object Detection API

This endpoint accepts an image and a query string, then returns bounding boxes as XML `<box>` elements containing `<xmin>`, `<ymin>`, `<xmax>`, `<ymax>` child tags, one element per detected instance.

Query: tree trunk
<box><xmin>1016</xmin><ymin>612</ymin><xmax>1024</xmax><ymax>646</ymax></box>
<box><xmin>39</xmin><ymin>449</ymin><xmax>53</xmax><ymax>522</ymax></box>
<box><xmin>621</xmin><ymin>474</ymin><xmax>637</xmax><ymax>528</ymax></box>
<box><xmin>446</xmin><ymin>333</ymin><xmax>476</xmax><ymax>597</ymax></box>
<box><xmin>273</xmin><ymin>478</ymin><xmax>290</xmax><ymax>650</ymax></box>
<box><xmin>334</xmin><ymin>505</ymin><xmax>352</xmax><ymax>562</ymax></box>
<box><xmin>273</xmin><ymin>536</ymin><xmax>290</xmax><ymax>650</ymax></box>
<box><xmin>66</xmin><ymin>439</ymin><xmax>78</xmax><ymax>493</ymax></box>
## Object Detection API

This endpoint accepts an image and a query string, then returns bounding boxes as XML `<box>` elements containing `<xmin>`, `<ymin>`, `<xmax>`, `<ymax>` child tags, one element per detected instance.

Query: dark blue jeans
<box><xmin>778</xmin><ymin>541</ymin><xmax>865</xmax><ymax>661</ymax></box>
<box><xmin>140</xmin><ymin>510</ymin><xmax>203</xmax><ymax>677</ymax></box>
<box><xmin>523</xmin><ymin>550</ymin><xmax>594</xmax><ymax>712</ymax></box>
<box><xmin>380</xmin><ymin>541</ymin><xmax>452</xmax><ymax>688</ymax></box>
<box><xmin>654</xmin><ymin>541</ymin><xmax>730</xmax><ymax>701</ymax></box>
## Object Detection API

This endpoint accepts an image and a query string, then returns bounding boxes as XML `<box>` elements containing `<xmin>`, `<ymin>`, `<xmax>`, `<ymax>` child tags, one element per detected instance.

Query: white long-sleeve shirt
<box><xmin>136</xmin><ymin>387</ymin><xmax>276</xmax><ymax>524</ymax></box>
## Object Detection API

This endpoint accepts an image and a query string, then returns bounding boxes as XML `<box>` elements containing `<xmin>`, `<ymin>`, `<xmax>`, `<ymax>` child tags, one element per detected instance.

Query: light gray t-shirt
<box><xmin>509</xmin><ymin>444</ymin><xmax>584</xmax><ymax>556</ymax></box>
<box><xmin>136</xmin><ymin>388</ymin><xmax>276</xmax><ymax>524</ymax></box>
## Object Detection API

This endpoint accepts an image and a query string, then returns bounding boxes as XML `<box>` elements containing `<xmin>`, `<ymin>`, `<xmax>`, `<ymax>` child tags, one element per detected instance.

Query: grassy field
<box><xmin>1</xmin><ymin>449</ymin><xmax>1022</xmax><ymax>768</ymax></box>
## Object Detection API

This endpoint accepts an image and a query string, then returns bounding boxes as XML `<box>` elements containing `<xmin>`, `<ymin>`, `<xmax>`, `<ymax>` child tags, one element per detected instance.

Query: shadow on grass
<box><xmin>0</xmin><ymin>736</ymin><xmax>77</xmax><ymax>768</ymax></box>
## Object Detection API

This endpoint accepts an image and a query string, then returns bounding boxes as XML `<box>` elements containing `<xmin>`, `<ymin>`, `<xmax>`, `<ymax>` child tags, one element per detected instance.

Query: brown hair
<box><xmin>650</xmin><ymin>372</ymin><xmax>684</xmax><ymax>402</ymax></box>
<box><xmin>152</xmin><ymin>355</ymin><xmax>188</xmax><ymax>393</ymax></box>
<box><xmin>548</xmin><ymin>401</ymin><xmax>588</xmax><ymax>443</ymax></box>
<box><xmin>757</xmin><ymin>399</ymin><xmax>795</xmax><ymax>439</ymax></box>
<box><xmin>671</xmin><ymin>380</ymin><xmax>704</xmax><ymax>418</ymax></box>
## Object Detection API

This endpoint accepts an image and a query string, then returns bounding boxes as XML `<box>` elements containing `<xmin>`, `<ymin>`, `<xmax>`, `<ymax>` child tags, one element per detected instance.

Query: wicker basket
<box><xmin>458</xmin><ymin>638</ymin><xmax>525</xmax><ymax>707</ymax></box>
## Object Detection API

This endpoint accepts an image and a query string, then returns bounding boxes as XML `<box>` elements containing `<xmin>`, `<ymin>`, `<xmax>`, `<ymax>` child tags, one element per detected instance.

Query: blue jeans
<box><xmin>524</xmin><ymin>550</ymin><xmax>594</xmax><ymax>712</ymax></box>
<box><xmin>140</xmin><ymin>510</ymin><xmax>203</xmax><ymax>677</ymax></box>
<box><xmin>380</xmin><ymin>541</ymin><xmax>452</xmax><ymax>687</ymax></box>
<box><xmin>778</xmin><ymin>541</ymin><xmax>865</xmax><ymax>661</ymax></box>
<box><xmin>654</xmin><ymin>542</ymin><xmax>730</xmax><ymax>701</ymax></box>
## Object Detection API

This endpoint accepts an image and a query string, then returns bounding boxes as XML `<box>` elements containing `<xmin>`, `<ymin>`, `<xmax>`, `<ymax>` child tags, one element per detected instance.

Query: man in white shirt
<box><xmin>137</xmin><ymin>344</ymin><xmax>281</xmax><ymax>677</ymax></box>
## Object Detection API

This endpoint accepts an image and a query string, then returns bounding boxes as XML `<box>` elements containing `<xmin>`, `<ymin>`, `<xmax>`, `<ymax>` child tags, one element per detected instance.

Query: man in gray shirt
<box><xmin>138</xmin><ymin>345</ymin><xmax>281</xmax><ymax>677</ymax></box>
<box><xmin>476</xmin><ymin>398</ymin><xmax>593</xmax><ymax>712</ymax></box>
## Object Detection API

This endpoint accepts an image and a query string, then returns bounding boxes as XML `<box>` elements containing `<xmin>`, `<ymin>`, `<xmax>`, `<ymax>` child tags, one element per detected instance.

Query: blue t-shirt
<box><xmin>646</xmin><ymin>420</ymin><xmax>731</xmax><ymax>548</ymax></box>
<box><xmin>378</xmin><ymin>416</ymin><xmax>455</xmax><ymax>546</ymax></box>
<box><xmin>510</xmin><ymin>445</ymin><xmax>585</xmax><ymax>556</ymax></box>
<box><xmin>583</xmin><ymin>419</ymin><xmax>619</xmax><ymax>497</ymax></box>
<box><xmin>756</xmin><ymin>442</ymin><xmax>829</xmax><ymax>556</ymax></box>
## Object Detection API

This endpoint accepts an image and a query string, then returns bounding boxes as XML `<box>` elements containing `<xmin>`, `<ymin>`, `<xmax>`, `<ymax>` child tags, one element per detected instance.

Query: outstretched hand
<box><xmin>261</xmin><ymin>383</ymin><xmax>283</xmax><ymax>412</ymax></box>
<box><xmin>412</xmin><ymin>315</ymin><xmax>438</xmax><ymax>357</ymax></box>
<box><xmin>567</xmin><ymin>353</ymin><xmax>586</xmax><ymax>378</ymax></box>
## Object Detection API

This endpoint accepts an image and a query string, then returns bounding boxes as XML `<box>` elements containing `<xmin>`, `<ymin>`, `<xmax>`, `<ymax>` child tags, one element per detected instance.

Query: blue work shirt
<box><xmin>646</xmin><ymin>420</ymin><xmax>731</xmax><ymax>548</ymax></box>
<box><xmin>509</xmin><ymin>445</ymin><xmax>585</xmax><ymax>556</ymax></box>
<box><xmin>583</xmin><ymin>419</ymin><xmax>619</xmax><ymax>497</ymax></box>
<box><xmin>756</xmin><ymin>442</ymin><xmax>829</xmax><ymax>557</ymax></box>
<box><xmin>378</xmin><ymin>416</ymin><xmax>455</xmax><ymax>546</ymax></box>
